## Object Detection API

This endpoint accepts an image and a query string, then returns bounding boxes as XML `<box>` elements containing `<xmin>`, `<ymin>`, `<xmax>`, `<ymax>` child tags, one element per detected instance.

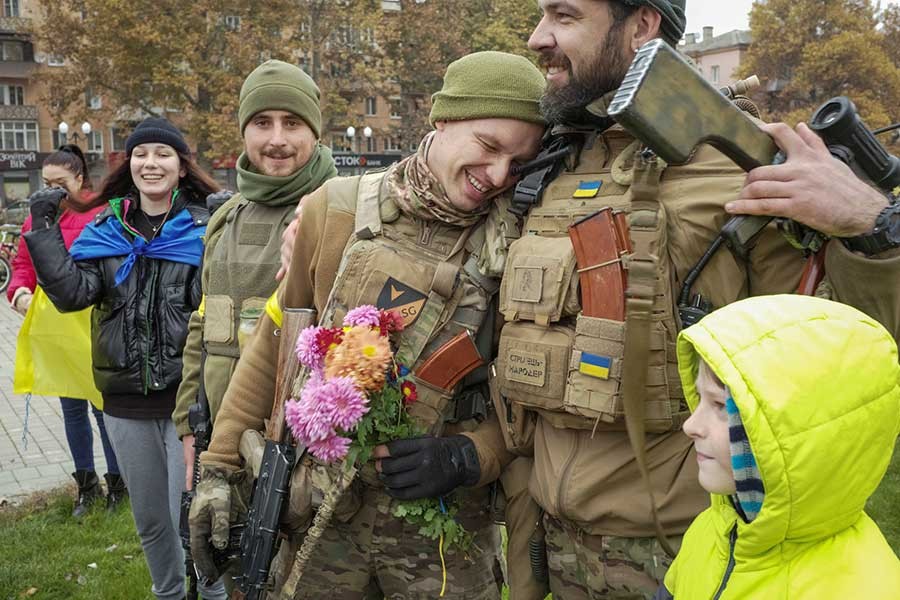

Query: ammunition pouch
<box><xmin>499</xmin><ymin>235</ymin><xmax>580</xmax><ymax>325</ymax></box>
<box><xmin>202</xmin><ymin>295</ymin><xmax>235</xmax><ymax>348</ymax></box>
<box><xmin>564</xmin><ymin>315</ymin><xmax>678</xmax><ymax>432</ymax></box>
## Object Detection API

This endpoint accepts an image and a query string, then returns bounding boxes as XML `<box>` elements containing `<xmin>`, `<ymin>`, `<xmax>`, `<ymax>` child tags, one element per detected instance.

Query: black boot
<box><xmin>72</xmin><ymin>470</ymin><xmax>103</xmax><ymax>518</ymax></box>
<box><xmin>104</xmin><ymin>473</ymin><xmax>127</xmax><ymax>512</ymax></box>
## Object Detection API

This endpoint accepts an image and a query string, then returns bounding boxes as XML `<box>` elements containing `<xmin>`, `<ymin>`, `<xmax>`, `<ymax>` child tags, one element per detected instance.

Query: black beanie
<box><xmin>125</xmin><ymin>118</ymin><xmax>190</xmax><ymax>156</ymax></box>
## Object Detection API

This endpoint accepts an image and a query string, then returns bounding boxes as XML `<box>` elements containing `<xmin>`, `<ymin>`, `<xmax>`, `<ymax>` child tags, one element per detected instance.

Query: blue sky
<box><xmin>684</xmin><ymin>0</ymin><xmax>900</xmax><ymax>38</ymax></box>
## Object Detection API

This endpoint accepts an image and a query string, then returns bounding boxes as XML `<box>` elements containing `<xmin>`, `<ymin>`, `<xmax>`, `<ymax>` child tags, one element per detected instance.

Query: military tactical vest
<box><xmin>203</xmin><ymin>196</ymin><xmax>296</xmax><ymax>359</ymax></box>
<box><xmin>312</xmin><ymin>170</ymin><xmax>508</xmax><ymax>434</ymax></box>
<box><xmin>496</xmin><ymin>126</ymin><xmax>688</xmax><ymax>433</ymax></box>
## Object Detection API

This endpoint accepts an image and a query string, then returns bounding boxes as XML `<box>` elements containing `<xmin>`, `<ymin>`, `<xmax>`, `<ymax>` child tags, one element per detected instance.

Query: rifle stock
<box><xmin>609</xmin><ymin>39</ymin><xmax>776</xmax><ymax>170</ymax></box>
<box><xmin>267</xmin><ymin>308</ymin><xmax>315</xmax><ymax>442</ymax></box>
<box><xmin>608</xmin><ymin>39</ymin><xmax>777</xmax><ymax>256</ymax></box>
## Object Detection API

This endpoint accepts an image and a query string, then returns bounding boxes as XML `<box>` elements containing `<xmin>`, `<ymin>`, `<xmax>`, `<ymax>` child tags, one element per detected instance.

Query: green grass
<box><xmin>0</xmin><ymin>487</ymin><xmax>151</xmax><ymax>600</ymax></box>
<box><xmin>867</xmin><ymin>444</ymin><xmax>900</xmax><ymax>556</ymax></box>
<box><xmin>3</xmin><ymin>451</ymin><xmax>899</xmax><ymax>600</ymax></box>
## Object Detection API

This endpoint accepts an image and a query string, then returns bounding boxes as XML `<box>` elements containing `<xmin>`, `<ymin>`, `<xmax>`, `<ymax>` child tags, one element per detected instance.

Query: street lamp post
<box><xmin>345</xmin><ymin>125</ymin><xmax>373</xmax><ymax>153</ymax></box>
<box><xmin>57</xmin><ymin>121</ymin><xmax>92</xmax><ymax>148</ymax></box>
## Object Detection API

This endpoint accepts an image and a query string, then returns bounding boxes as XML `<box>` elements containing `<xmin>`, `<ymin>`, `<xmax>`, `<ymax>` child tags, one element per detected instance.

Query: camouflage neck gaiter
<box><xmin>388</xmin><ymin>132</ymin><xmax>490</xmax><ymax>228</ymax></box>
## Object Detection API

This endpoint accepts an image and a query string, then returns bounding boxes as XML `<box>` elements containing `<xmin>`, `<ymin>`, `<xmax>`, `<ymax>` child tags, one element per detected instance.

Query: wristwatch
<box><xmin>843</xmin><ymin>196</ymin><xmax>900</xmax><ymax>256</ymax></box>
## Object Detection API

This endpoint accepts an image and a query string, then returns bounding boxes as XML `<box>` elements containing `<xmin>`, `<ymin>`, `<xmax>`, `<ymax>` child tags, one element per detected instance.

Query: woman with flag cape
<box><xmin>23</xmin><ymin>118</ymin><xmax>228</xmax><ymax>600</ymax></box>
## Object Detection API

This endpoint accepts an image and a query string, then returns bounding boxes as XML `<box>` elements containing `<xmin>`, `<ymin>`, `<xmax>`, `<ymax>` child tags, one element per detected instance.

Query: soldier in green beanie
<box><xmin>174</xmin><ymin>58</ymin><xmax>337</xmax><ymax>565</ymax></box>
<box><xmin>190</xmin><ymin>51</ymin><xmax>547</xmax><ymax>599</ymax></box>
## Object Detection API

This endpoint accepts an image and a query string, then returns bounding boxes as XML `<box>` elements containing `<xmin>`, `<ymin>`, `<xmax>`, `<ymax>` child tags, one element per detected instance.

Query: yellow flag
<box><xmin>13</xmin><ymin>287</ymin><xmax>102</xmax><ymax>408</ymax></box>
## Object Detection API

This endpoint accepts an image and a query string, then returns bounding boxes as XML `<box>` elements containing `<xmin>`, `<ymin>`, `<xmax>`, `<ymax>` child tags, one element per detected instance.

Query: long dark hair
<box><xmin>94</xmin><ymin>150</ymin><xmax>220</xmax><ymax>210</ymax></box>
<box><xmin>43</xmin><ymin>144</ymin><xmax>96</xmax><ymax>213</ymax></box>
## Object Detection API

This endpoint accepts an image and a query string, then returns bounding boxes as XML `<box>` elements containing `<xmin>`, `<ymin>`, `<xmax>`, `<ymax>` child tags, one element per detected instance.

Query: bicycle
<box><xmin>0</xmin><ymin>225</ymin><xmax>20</xmax><ymax>295</ymax></box>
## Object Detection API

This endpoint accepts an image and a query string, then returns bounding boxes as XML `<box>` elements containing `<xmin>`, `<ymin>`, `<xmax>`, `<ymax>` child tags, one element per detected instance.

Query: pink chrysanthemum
<box><xmin>343</xmin><ymin>305</ymin><xmax>381</xmax><ymax>328</ymax></box>
<box><xmin>320</xmin><ymin>376</ymin><xmax>370</xmax><ymax>430</ymax></box>
<box><xmin>307</xmin><ymin>434</ymin><xmax>351</xmax><ymax>463</ymax></box>
<box><xmin>285</xmin><ymin>373</ymin><xmax>334</xmax><ymax>443</ymax></box>
<box><xmin>296</xmin><ymin>326</ymin><xmax>326</xmax><ymax>370</ymax></box>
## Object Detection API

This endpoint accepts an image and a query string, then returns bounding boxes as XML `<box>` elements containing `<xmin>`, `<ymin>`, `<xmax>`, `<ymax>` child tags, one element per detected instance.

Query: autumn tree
<box><xmin>34</xmin><ymin>0</ymin><xmax>387</xmax><ymax>162</ymax></box>
<box><xmin>378</xmin><ymin>0</ymin><xmax>541</xmax><ymax>150</ymax></box>
<box><xmin>34</xmin><ymin>0</ymin><xmax>543</xmax><ymax>160</ymax></box>
<box><xmin>882</xmin><ymin>3</ymin><xmax>900</xmax><ymax>74</ymax></box>
<box><xmin>740</xmin><ymin>0</ymin><xmax>900</xmax><ymax>133</ymax></box>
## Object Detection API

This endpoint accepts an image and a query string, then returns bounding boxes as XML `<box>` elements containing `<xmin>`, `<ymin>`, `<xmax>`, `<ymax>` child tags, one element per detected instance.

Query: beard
<box><xmin>539</xmin><ymin>24</ymin><xmax>632</xmax><ymax>125</ymax></box>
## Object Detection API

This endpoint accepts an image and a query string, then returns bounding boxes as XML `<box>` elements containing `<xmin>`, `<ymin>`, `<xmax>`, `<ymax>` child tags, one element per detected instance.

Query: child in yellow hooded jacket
<box><xmin>656</xmin><ymin>295</ymin><xmax>900</xmax><ymax>600</ymax></box>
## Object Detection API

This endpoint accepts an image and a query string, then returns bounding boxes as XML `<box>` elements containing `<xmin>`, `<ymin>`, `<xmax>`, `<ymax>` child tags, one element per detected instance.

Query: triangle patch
<box><xmin>376</xmin><ymin>277</ymin><xmax>427</xmax><ymax>327</ymax></box>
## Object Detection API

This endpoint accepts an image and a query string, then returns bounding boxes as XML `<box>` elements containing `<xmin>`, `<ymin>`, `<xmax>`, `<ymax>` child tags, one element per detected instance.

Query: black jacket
<box><xmin>24</xmin><ymin>199</ymin><xmax>208</xmax><ymax>412</ymax></box>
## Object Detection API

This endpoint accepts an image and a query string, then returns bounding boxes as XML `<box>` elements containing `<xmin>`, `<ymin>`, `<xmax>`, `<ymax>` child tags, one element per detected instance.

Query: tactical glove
<box><xmin>380</xmin><ymin>435</ymin><xmax>480</xmax><ymax>501</ymax></box>
<box><xmin>188</xmin><ymin>466</ymin><xmax>235</xmax><ymax>581</ymax></box>
<box><xmin>205</xmin><ymin>190</ymin><xmax>234</xmax><ymax>216</ymax></box>
<box><xmin>28</xmin><ymin>187</ymin><xmax>68</xmax><ymax>230</ymax></box>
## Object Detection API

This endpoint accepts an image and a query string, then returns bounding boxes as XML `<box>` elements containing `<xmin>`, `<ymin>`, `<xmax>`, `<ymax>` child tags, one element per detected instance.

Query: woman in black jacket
<box><xmin>24</xmin><ymin>119</ymin><xmax>227</xmax><ymax>600</ymax></box>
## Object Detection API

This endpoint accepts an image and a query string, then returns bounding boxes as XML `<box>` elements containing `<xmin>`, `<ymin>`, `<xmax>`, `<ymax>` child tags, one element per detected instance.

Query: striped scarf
<box><xmin>726</xmin><ymin>394</ymin><xmax>765</xmax><ymax>522</ymax></box>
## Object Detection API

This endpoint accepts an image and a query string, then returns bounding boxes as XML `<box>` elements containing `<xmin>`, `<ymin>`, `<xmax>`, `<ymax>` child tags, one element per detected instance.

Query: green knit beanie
<box><xmin>429</xmin><ymin>51</ymin><xmax>546</xmax><ymax>127</ymax></box>
<box><xmin>239</xmin><ymin>60</ymin><xmax>322</xmax><ymax>138</ymax></box>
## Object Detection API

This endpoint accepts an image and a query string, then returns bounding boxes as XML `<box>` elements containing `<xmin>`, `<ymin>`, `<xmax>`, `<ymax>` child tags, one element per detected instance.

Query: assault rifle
<box><xmin>180</xmin><ymin>351</ymin><xmax>242</xmax><ymax>598</ymax></box>
<box><xmin>180</xmin><ymin>346</ymin><xmax>212</xmax><ymax>599</ymax></box>
<box><xmin>232</xmin><ymin>307</ymin><xmax>315</xmax><ymax>600</ymax></box>
<box><xmin>608</xmin><ymin>38</ymin><xmax>900</xmax><ymax>313</ymax></box>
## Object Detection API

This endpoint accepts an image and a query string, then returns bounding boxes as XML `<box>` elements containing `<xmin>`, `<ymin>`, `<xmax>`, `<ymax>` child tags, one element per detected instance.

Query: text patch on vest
<box><xmin>376</xmin><ymin>276</ymin><xmax>427</xmax><ymax>328</ymax></box>
<box><xmin>506</xmin><ymin>349</ymin><xmax>547</xmax><ymax>387</ymax></box>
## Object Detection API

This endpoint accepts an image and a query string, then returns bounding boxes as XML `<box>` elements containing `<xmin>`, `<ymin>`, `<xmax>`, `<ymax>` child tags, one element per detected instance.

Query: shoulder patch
<box><xmin>376</xmin><ymin>277</ymin><xmax>426</xmax><ymax>327</ymax></box>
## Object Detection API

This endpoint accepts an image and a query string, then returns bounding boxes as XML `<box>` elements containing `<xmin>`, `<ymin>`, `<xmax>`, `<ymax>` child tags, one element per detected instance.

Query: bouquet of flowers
<box><xmin>284</xmin><ymin>305</ymin><xmax>470</xmax><ymax>552</ymax></box>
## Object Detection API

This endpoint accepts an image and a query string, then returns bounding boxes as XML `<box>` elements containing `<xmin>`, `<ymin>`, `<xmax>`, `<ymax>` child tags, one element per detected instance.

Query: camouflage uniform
<box><xmin>271</xmin><ymin>484</ymin><xmax>503</xmax><ymax>599</ymax></box>
<box><xmin>543</xmin><ymin>515</ymin><xmax>679</xmax><ymax>600</ymax></box>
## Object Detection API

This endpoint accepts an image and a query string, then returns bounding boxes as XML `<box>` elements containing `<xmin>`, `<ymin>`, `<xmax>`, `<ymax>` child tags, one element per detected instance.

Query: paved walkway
<box><xmin>0</xmin><ymin>303</ymin><xmax>107</xmax><ymax>502</ymax></box>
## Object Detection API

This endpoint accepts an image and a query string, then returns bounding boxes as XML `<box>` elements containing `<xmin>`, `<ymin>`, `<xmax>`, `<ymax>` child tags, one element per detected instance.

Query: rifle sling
<box><xmin>621</xmin><ymin>150</ymin><xmax>677</xmax><ymax>558</ymax></box>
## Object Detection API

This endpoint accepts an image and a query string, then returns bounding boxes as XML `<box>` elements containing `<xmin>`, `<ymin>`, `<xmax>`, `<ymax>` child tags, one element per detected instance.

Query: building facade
<box><xmin>0</xmin><ymin>0</ymin><xmax>129</xmax><ymax>206</ymax></box>
<box><xmin>681</xmin><ymin>26</ymin><xmax>752</xmax><ymax>88</ymax></box>
<box><xmin>3</xmin><ymin>0</ymin><xmax>431</xmax><ymax>200</ymax></box>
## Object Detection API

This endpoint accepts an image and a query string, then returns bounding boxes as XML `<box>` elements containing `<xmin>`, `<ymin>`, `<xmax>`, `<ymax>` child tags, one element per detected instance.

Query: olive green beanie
<box><xmin>429</xmin><ymin>51</ymin><xmax>546</xmax><ymax>126</ymax></box>
<box><xmin>239</xmin><ymin>60</ymin><xmax>322</xmax><ymax>138</ymax></box>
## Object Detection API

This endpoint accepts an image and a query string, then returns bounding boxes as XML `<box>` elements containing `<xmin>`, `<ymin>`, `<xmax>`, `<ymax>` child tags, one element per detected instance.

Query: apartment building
<box><xmin>0</xmin><ymin>0</ymin><xmax>127</xmax><ymax>205</ymax></box>
<box><xmin>681</xmin><ymin>26</ymin><xmax>752</xmax><ymax>88</ymax></box>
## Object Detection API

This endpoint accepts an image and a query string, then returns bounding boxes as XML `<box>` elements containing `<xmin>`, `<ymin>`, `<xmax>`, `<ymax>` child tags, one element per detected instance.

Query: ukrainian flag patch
<box><xmin>573</xmin><ymin>180</ymin><xmax>602</xmax><ymax>198</ymax></box>
<box><xmin>579</xmin><ymin>352</ymin><xmax>612</xmax><ymax>379</ymax></box>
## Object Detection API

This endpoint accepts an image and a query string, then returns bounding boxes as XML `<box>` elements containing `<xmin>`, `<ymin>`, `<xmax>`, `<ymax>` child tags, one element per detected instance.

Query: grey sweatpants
<box><xmin>105</xmin><ymin>415</ymin><xmax>227</xmax><ymax>600</ymax></box>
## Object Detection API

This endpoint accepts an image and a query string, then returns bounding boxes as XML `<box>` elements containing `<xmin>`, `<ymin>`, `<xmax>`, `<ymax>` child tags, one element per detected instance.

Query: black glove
<box><xmin>380</xmin><ymin>435</ymin><xmax>480</xmax><ymax>501</ymax></box>
<box><xmin>205</xmin><ymin>190</ymin><xmax>234</xmax><ymax>216</ymax></box>
<box><xmin>28</xmin><ymin>187</ymin><xmax>68</xmax><ymax>230</ymax></box>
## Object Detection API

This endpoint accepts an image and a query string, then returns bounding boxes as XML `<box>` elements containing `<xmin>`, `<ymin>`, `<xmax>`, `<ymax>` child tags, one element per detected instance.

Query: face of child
<box><xmin>683</xmin><ymin>361</ymin><xmax>736</xmax><ymax>495</ymax></box>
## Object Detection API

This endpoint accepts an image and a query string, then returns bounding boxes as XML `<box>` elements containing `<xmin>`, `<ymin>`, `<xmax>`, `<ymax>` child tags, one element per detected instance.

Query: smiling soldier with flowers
<box><xmin>189</xmin><ymin>51</ymin><xmax>547</xmax><ymax>598</ymax></box>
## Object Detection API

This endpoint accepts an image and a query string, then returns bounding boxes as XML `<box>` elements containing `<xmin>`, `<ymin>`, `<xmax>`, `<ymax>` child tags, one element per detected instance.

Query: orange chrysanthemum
<box><xmin>324</xmin><ymin>326</ymin><xmax>391</xmax><ymax>392</ymax></box>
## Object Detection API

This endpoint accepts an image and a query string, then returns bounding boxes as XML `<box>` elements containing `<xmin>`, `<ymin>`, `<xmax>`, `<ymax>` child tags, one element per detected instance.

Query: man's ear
<box><xmin>434</xmin><ymin>120</ymin><xmax>446</xmax><ymax>131</ymax></box>
<box><xmin>629</xmin><ymin>6</ymin><xmax>663</xmax><ymax>51</ymax></box>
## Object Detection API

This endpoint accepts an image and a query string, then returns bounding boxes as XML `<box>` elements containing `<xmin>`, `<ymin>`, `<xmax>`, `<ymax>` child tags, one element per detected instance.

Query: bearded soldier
<box><xmin>490</xmin><ymin>1</ymin><xmax>900</xmax><ymax>599</ymax></box>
